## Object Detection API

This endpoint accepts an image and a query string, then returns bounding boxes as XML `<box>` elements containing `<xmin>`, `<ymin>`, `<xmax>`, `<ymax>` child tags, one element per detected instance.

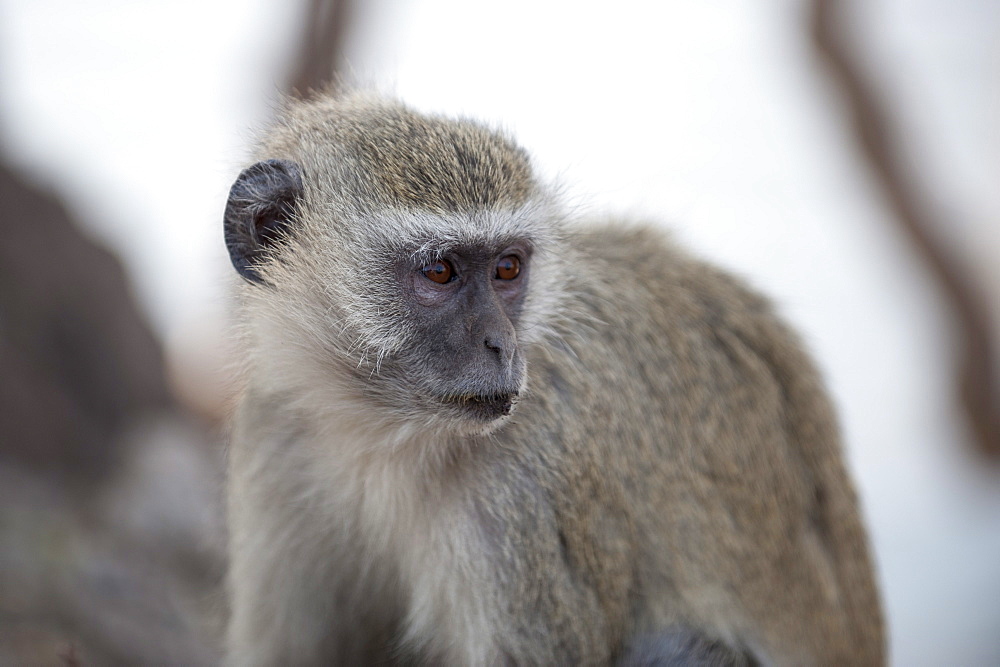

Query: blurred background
<box><xmin>1</xmin><ymin>0</ymin><xmax>998</xmax><ymax>664</ymax></box>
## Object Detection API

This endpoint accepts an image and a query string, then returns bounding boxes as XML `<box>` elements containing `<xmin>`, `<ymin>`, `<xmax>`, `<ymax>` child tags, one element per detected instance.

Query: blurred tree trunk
<box><xmin>287</xmin><ymin>0</ymin><xmax>354</xmax><ymax>97</ymax></box>
<box><xmin>811</xmin><ymin>0</ymin><xmax>1000</xmax><ymax>458</ymax></box>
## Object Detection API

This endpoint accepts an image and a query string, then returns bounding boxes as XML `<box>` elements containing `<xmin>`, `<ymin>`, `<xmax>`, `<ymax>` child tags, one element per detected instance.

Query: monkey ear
<box><xmin>224</xmin><ymin>159</ymin><xmax>304</xmax><ymax>284</ymax></box>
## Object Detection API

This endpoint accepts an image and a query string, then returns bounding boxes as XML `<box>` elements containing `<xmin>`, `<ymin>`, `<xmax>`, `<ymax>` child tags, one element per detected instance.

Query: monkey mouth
<box><xmin>443</xmin><ymin>392</ymin><xmax>518</xmax><ymax>421</ymax></box>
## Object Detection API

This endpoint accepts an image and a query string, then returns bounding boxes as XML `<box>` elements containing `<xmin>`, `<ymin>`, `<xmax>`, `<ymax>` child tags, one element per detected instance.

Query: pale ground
<box><xmin>1</xmin><ymin>1</ymin><xmax>998</xmax><ymax>663</ymax></box>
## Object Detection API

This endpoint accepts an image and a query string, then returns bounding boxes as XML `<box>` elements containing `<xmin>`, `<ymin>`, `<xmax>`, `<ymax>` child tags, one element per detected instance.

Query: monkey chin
<box><xmin>442</xmin><ymin>393</ymin><xmax>519</xmax><ymax>437</ymax></box>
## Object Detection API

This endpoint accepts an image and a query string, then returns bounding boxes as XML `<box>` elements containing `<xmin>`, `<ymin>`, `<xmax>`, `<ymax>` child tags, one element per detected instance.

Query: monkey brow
<box><xmin>404</xmin><ymin>235</ymin><xmax>532</xmax><ymax>263</ymax></box>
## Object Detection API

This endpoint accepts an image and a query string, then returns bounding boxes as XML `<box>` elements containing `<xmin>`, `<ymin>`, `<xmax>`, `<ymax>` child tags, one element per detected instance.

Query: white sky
<box><xmin>1</xmin><ymin>1</ymin><xmax>999</xmax><ymax>663</ymax></box>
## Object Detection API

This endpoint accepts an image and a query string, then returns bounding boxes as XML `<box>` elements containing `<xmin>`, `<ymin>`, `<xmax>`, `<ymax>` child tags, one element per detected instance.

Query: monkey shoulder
<box><xmin>553</xmin><ymin>222</ymin><xmax>816</xmax><ymax>432</ymax></box>
<box><xmin>550</xmin><ymin>222</ymin><xmax>844</xmax><ymax>512</ymax></box>
<box><xmin>525</xmin><ymin>222</ymin><xmax>842</xmax><ymax>566</ymax></box>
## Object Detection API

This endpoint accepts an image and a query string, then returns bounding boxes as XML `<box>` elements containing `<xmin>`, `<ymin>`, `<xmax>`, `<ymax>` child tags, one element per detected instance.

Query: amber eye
<box><xmin>495</xmin><ymin>255</ymin><xmax>521</xmax><ymax>280</ymax></box>
<box><xmin>421</xmin><ymin>259</ymin><xmax>454</xmax><ymax>284</ymax></box>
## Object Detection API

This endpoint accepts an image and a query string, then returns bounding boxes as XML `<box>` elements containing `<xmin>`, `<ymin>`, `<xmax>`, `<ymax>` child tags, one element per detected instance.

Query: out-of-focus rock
<box><xmin>0</xmin><ymin>163</ymin><xmax>172</xmax><ymax>487</ymax></box>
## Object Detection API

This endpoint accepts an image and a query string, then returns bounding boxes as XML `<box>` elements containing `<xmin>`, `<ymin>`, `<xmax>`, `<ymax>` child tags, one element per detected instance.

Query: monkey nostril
<box><xmin>484</xmin><ymin>336</ymin><xmax>512</xmax><ymax>364</ymax></box>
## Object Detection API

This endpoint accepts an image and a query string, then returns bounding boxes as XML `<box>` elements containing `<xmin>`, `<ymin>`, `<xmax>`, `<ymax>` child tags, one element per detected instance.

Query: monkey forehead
<box><xmin>264</xmin><ymin>95</ymin><xmax>539</xmax><ymax>214</ymax></box>
<box><xmin>345</xmin><ymin>121</ymin><xmax>536</xmax><ymax>213</ymax></box>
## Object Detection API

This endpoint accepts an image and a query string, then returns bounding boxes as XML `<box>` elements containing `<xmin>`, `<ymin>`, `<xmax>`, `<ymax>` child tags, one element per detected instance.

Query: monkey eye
<box><xmin>421</xmin><ymin>259</ymin><xmax>454</xmax><ymax>284</ymax></box>
<box><xmin>495</xmin><ymin>255</ymin><xmax>521</xmax><ymax>281</ymax></box>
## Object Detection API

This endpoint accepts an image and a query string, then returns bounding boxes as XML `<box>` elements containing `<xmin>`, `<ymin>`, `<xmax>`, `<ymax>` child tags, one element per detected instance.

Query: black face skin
<box><xmin>397</xmin><ymin>241</ymin><xmax>531</xmax><ymax>424</ymax></box>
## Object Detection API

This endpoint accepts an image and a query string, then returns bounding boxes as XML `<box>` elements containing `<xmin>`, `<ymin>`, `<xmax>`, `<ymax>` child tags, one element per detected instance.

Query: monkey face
<box><xmin>390</xmin><ymin>240</ymin><xmax>531</xmax><ymax>429</ymax></box>
<box><xmin>224</xmin><ymin>158</ymin><xmax>548</xmax><ymax>435</ymax></box>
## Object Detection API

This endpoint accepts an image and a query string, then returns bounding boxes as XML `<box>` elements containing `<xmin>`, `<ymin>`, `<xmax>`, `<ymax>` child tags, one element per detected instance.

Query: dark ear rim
<box><xmin>223</xmin><ymin>158</ymin><xmax>305</xmax><ymax>285</ymax></box>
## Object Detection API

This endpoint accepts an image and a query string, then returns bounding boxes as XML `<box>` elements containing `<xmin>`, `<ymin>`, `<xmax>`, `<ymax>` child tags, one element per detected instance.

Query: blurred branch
<box><xmin>810</xmin><ymin>0</ymin><xmax>1000</xmax><ymax>457</ymax></box>
<box><xmin>287</xmin><ymin>0</ymin><xmax>354</xmax><ymax>97</ymax></box>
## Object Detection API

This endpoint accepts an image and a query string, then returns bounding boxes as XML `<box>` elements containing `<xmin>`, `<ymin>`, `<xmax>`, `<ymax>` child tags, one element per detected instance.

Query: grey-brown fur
<box><xmin>224</xmin><ymin>93</ymin><xmax>884</xmax><ymax>666</ymax></box>
<box><xmin>262</xmin><ymin>94</ymin><xmax>537</xmax><ymax>215</ymax></box>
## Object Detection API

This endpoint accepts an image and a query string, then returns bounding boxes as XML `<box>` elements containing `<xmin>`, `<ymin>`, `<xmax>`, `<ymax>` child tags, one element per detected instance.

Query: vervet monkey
<box><xmin>223</xmin><ymin>93</ymin><xmax>884</xmax><ymax>666</ymax></box>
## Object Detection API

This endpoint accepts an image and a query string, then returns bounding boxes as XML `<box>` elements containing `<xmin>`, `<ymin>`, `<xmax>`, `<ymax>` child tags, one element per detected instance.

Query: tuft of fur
<box><xmin>225</xmin><ymin>94</ymin><xmax>885</xmax><ymax>666</ymax></box>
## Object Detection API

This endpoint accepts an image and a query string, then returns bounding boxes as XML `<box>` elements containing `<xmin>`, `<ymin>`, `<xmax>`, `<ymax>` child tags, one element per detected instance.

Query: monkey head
<box><xmin>223</xmin><ymin>96</ymin><xmax>565</xmax><ymax>439</ymax></box>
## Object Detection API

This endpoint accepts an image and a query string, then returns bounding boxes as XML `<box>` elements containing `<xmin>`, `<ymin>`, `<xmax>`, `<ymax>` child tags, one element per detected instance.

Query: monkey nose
<box><xmin>484</xmin><ymin>332</ymin><xmax>516</xmax><ymax>368</ymax></box>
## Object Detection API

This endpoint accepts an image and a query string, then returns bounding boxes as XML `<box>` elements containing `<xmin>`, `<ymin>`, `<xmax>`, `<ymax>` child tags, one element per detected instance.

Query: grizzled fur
<box><xmin>224</xmin><ymin>93</ymin><xmax>885</xmax><ymax>666</ymax></box>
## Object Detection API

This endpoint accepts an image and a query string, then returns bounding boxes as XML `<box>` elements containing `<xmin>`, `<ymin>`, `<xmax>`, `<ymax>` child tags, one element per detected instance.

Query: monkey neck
<box><xmin>238</xmin><ymin>379</ymin><xmax>487</xmax><ymax>486</ymax></box>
